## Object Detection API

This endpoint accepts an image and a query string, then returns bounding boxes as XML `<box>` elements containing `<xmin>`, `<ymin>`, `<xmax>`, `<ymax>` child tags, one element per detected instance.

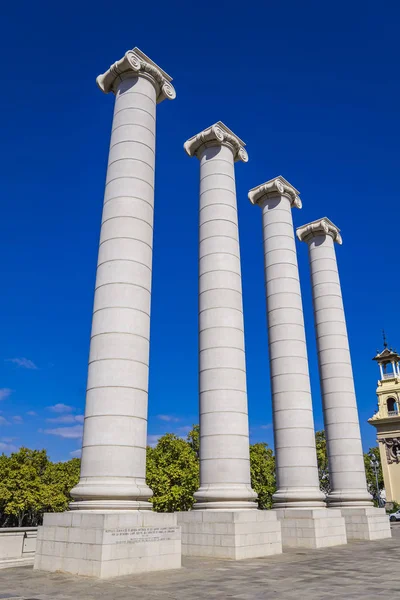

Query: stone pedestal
<box><xmin>276</xmin><ymin>509</ymin><xmax>347</xmax><ymax>549</ymax></box>
<box><xmin>341</xmin><ymin>507</ymin><xmax>391</xmax><ymax>540</ymax></box>
<box><xmin>34</xmin><ymin>512</ymin><xmax>181</xmax><ymax>579</ymax></box>
<box><xmin>177</xmin><ymin>510</ymin><xmax>282</xmax><ymax>559</ymax></box>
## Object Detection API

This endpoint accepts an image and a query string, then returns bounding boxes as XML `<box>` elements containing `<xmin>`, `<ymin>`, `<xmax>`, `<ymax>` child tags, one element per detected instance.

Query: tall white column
<box><xmin>249</xmin><ymin>177</ymin><xmax>325</xmax><ymax>508</ymax></box>
<box><xmin>184</xmin><ymin>122</ymin><xmax>257</xmax><ymax>509</ymax></box>
<box><xmin>70</xmin><ymin>48</ymin><xmax>176</xmax><ymax>510</ymax></box>
<box><xmin>297</xmin><ymin>218</ymin><xmax>372</xmax><ymax>507</ymax></box>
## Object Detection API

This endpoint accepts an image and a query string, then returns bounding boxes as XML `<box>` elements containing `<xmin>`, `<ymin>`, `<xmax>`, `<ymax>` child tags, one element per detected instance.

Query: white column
<box><xmin>249</xmin><ymin>177</ymin><xmax>325</xmax><ymax>508</ymax></box>
<box><xmin>184</xmin><ymin>123</ymin><xmax>257</xmax><ymax>509</ymax></box>
<box><xmin>70</xmin><ymin>48</ymin><xmax>176</xmax><ymax>510</ymax></box>
<box><xmin>297</xmin><ymin>218</ymin><xmax>372</xmax><ymax>507</ymax></box>
<box><xmin>379</xmin><ymin>364</ymin><xmax>384</xmax><ymax>379</ymax></box>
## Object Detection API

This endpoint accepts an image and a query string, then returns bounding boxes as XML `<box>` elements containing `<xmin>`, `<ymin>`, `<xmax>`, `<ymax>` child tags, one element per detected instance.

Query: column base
<box><xmin>272</xmin><ymin>488</ymin><xmax>326</xmax><ymax>509</ymax></box>
<box><xmin>193</xmin><ymin>485</ymin><xmax>258</xmax><ymax>510</ymax></box>
<box><xmin>177</xmin><ymin>510</ymin><xmax>282</xmax><ymax>559</ymax></box>
<box><xmin>341</xmin><ymin>507</ymin><xmax>391</xmax><ymax>540</ymax></box>
<box><xmin>275</xmin><ymin>508</ymin><xmax>347</xmax><ymax>549</ymax></box>
<box><xmin>69</xmin><ymin>500</ymin><xmax>152</xmax><ymax>511</ymax></box>
<box><xmin>34</xmin><ymin>511</ymin><xmax>181</xmax><ymax>579</ymax></box>
<box><xmin>326</xmin><ymin>490</ymin><xmax>373</xmax><ymax>508</ymax></box>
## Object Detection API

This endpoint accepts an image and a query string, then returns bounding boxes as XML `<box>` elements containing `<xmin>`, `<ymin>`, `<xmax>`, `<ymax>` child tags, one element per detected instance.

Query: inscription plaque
<box><xmin>103</xmin><ymin>526</ymin><xmax>179</xmax><ymax>545</ymax></box>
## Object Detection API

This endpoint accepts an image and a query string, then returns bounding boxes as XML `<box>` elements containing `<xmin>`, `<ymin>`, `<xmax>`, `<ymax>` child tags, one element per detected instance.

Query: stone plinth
<box><xmin>341</xmin><ymin>507</ymin><xmax>391</xmax><ymax>540</ymax></box>
<box><xmin>177</xmin><ymin>510</ymin><xmax>282</xmax><ymax>559</ymax></box>
<box><xmin>276</xmin><ymin>509</ymin><xmax>347</xmax><ymax>549</ymax></box>
<box><xmin>34</xmin><ymin>511</ymin><xmax>181</xmax><ymax>579</ymax></box>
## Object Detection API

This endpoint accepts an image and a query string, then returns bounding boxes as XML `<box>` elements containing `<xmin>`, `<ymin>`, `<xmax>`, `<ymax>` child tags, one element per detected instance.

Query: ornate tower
<box><xmin>369</xmin><ymin>334</ymin><xmax>400</xmax><ymax>504</ymax></box>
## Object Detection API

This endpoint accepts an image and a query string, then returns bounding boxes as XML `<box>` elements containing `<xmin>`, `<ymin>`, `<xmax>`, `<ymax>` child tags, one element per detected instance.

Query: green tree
<box><xmin>41</xmin><ymin>458</ymin><xmax>81</xmax><ymax>514</ymax></box>
<box><xmin>146</xmin><ymin>433</ymin><xmax>199</xmax><ymax>512</ymax></box>
<box><xmin>187</xmin><ymin>424</ymin><xmax>200</xmax><ymax>458</ymax></box>
<box><xmin>249</xmin><ymin>443</ymin><xmax>276</xmax><ymax>509</ymax></box>
<box><xmin>315</xmin><ymin>430</ymin><xmax>330</xmax><ymax>495</ymax></box>
<box><xmin>0</xmin><ymin>448</ymin><xmax>49</xmax><ymax>526</ymax></box>
<box><xmin>0</xmin><ymin>448</ymin><xmax>81</xmax><ymax>527</ymax></box>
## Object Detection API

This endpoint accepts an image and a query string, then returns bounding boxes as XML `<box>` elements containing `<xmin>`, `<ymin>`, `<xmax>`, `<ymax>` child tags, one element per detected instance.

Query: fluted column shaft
<box><xmin>249</xmin><ymin>178</ymin><xmax>325</xmax><ymax>508</ymax></box>
<box><xmin>185</xmin><ymin>123</ymin><xmax>256</xmax><ymax>509</ymax></box>
<box><xmin>70</xmin><ymin>49</ymin><xmax>175</xmax><ymax>510</ymax></box>
<box><xmin>298</xmin><ymin>219</ymin><xmax>372</xmax><ymax>507</ymax></box>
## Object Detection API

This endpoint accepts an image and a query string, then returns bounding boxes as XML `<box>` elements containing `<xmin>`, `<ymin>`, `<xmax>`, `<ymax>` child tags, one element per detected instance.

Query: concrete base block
<box><xmin>34</xmin><ymin>511</ymin><xmax>181</xmax><ymax>579</ymax></box>
<box><xmin>177</xmin><ymin>510</ymin><xmax>282</xmax><ymax>559</ymax></box>
<box><xmin>341</xmin><ymin>507</ymin><xmax>391</xmax><ymax>540</ymax></box>
<box><xmin>275</xmin><ymin>508</ymin><xmax>347</xmax><ymax>549</ymax></box>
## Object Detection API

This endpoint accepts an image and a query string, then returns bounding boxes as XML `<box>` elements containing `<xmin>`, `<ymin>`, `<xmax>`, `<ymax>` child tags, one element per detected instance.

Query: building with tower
<box><xmin>369</xmin><ymin>334</ymin><xmax>400</xmax><ymax>504</ymax></box>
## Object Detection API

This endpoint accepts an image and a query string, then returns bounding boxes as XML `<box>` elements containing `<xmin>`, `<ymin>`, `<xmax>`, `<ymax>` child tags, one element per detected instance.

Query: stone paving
<box><xmin>1</xmin><ymin>523</ymin><xmax>399</xmax><ymax>600</ymax></box>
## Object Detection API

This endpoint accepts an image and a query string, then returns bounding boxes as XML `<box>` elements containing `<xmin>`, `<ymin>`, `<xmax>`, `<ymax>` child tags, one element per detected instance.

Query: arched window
<box><xmin>387</xmin><ymin>397</ymin><xmax>398</xmax><ymax>415</ymax></box>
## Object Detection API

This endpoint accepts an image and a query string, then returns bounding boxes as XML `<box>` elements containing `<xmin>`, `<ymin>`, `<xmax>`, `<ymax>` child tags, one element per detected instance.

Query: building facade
<box><xmin>369</xmin><ymin>340</ymin><xmax>400</xmax><ymax>503</ymax></box>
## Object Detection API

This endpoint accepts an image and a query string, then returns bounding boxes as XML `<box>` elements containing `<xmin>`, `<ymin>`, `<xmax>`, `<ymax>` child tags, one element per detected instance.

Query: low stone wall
<box><xmin>0</xmin><ymin>527</ymin><xmax>37</xmax><ymax>569</ymax></box>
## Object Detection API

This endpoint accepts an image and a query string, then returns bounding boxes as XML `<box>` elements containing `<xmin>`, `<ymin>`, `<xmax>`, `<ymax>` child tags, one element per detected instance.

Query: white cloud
<box><xmin>1</xmin><ymin>437</ymin><xmax>17</xmax><ymax>443</ymax></box>
<box><xmin>0</xmin><ymin>416</ymin><xmax>10</xmax><ymax>426</ymax></box>
<box><xmin>44</xmin><ymin>425</ymin><xmax>83</xmax><ymax>439</ymax></box>
<box><xmin>6</xmin><ymin>358</ymin><xmax>38</xmax><ymax>370</ymax></box>
<box><xmin>46</xmin><ymin>415</ymin><xmax>84</xmax><ymax>424</ymax></box>
<box><xmin>176</xmin><ymin>425</ymin><xmax>191</xmax><ymax>435</ymax></box>
<box><xmin>157</xmin><ymin>414</ymin><xmax>180</xmax><ymax>422</ymax></box>
<box><xmin>70</xmin><ymin>449</ymin><xmax>82</xmax><ymax>458</ymax></box>
<box><xmin>26</xmin><ymin>411</ymin><xmax>37</xmax><ymax>416</ymax></box>
<box><xmin>0</xmin><ymin>441</ymin><xmax>18</xmax><ymax>453</ymax></box>
<box><xmin>47</xmin><ymin>403</ymin><xmax>74</xmax><ymax>413</ymax></box>
<box><xmin>12</xmin><ymin>416</ymin><xmax>23</xmax><ymax>424</ymax></box>
<box><xmin>260</xmin><ymin>424</ymin><xmax>273</xmax><ymax>430</ymax></box>
<box><xmin>147</xmin><ymin>434</ymin><xmax>161</xmax><ymax>447</ymax></box>
<box><xmin>0</xmin><ymin>389</ymin><xmax>13</xmax><ymax>401</ymax></box>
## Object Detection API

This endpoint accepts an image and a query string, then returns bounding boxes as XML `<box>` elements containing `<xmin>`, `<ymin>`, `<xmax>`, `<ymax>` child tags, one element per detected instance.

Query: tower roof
<box><xmin>373</xmin><ymin>347</ymin><xmax>400</xmax><ymax>363</ymax></box>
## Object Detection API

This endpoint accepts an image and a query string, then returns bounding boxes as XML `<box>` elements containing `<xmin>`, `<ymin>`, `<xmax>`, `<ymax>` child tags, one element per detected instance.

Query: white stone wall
<box><xmin>0</xmin><ymin>527</ymin><xmax>37</xmax><ymax>569</ymax></box>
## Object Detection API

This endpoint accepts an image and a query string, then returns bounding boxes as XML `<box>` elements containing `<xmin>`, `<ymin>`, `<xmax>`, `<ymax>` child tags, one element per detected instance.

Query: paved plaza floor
<box><xmin>1</xmin><ymin>523</ymin><xmax>399</xmax><ymax>600</ymax></box>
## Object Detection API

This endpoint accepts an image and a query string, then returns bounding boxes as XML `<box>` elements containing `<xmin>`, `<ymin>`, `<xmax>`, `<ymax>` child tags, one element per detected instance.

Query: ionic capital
<box><xmin>96</xmin><ymin>47</ymin><xmax>176</xmax><ymax>103</ymax></box>
<box><xmin>248</xmin><ymin>176</ymin><xmax>301</xmax><ymax>209</ymax></box>
<box><xmin>296</xmin><ymin>217</ymin><xmax>342</xmax><ymax>245</ymax></box>
<box><xmin>184</xmin><ymin>122</ymin><xmax>248</xmax><ymax>163</ymax></box>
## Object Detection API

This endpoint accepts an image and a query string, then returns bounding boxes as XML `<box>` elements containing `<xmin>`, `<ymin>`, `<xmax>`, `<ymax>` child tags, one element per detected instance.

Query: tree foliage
<box><xmin>315</xmin><ymin>430</ymin><xmax>330</xmax><ymax>494</ymax></box>
<box><xmin>146</xmin><ymin>432</ymin><xmax>199</xmax><ymax>512</ymax></box>
<box><xmin>249</xmin><ymin>443</ymin><xmax>276</xmax><ymax>509</ymax></box>
<box><xmin>0</xmin><ymin>429</ymin><xmax>384</xmax><ymax>525</ymax></box>
<box><xmin>0</xmin><ymin>448</ymin><xmax>80</xmax><ymax>527</ymax></box>
<box><xmin>146</xmin><ymin>427</ymin><xmax>276</xmax><ymax>512</ymax></box>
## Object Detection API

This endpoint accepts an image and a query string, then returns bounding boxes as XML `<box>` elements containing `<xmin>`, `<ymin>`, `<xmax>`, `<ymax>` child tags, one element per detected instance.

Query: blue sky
<box><xmin>1</xmin><ymin>0</ymin><xmax>399</xmax><ymax>461</ymax></box>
